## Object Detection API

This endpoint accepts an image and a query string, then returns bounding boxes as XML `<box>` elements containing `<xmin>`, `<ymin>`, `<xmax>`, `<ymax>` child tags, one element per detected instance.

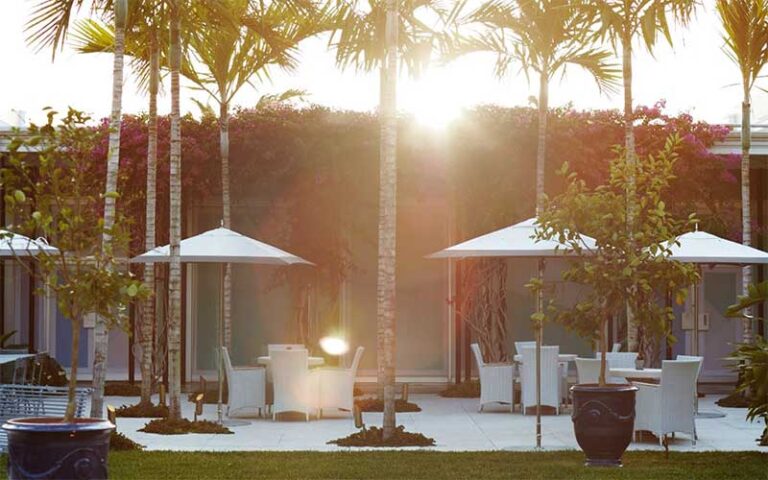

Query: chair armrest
<box><xmin>233</xmin><ymin>366</ymin><xmax>265</xmax><ymax>371</ymax></box>
<box><xmin>632</xmin><ymin>381</ymin><xmax>658</xmax><ymax>389</ymax></box>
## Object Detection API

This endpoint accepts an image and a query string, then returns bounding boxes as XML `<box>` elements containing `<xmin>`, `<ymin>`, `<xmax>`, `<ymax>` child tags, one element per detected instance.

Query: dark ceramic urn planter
<box><xmin>2</xmin><ymin>418</ymin><xmax>114</xmax><ymax>480</ymax></box>
<box><xmin>571</xmin><ymin>384</ymin><xmax>637</xmax><ymax>467</ymax></box>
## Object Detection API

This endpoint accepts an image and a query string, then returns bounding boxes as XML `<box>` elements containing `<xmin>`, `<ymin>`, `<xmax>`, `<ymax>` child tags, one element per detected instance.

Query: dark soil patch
<box><xmin>355</xmin><ymin>398</ymin><xmax>421</xmax><ymax>413</ymax></box>
<box><xmin>105</xmin><ymin>382</ymin><xmax>142</xmax><ymax>396</ymax></box>
<box><xmin>139</xmin><ymin>418</ymin><xmax>233</xmax><ymax>435</ymax></box>
<box><xmin>716</xmin><ymin>391</ymin><xmax>751</xmax><ymax>408</ymax></box>
<box><xmin>110</xmin><ymin>431</ymin><xmax>144</xmax><ymax>451</ymax></box>
<box><xmin>116</xmin><ymin>403</ymin><xmax>169</xmax><ymax>418</ymax></box>
<box><xmin>439</xmin><ymin>381</ymin><xmax>480</xmax><ymax>398</ymax></box>
<box><xmin>329</xmin><ymin>426</ymin><xmax>435</xmax><ymax>447</ymax></box>
<box><xmin>188</xmin><ymin>388</ymin><xmax>227</xmax><ymax>404</ymax></box>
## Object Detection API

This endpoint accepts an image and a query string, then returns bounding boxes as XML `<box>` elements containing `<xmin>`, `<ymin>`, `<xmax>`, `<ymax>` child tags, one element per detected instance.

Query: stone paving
<box><xmin>108</xmin><ymin>394</ymin><xmax>766</xmax><ymax>452</ymax></box>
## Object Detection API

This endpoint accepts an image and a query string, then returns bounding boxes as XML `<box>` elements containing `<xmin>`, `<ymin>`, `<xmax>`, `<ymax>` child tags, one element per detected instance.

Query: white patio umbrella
<box><xmin>0</xmin><ymin>230</ymin><xmax>59</xmax><ymax>257</ymax></box>
<box><xmin>429</xmin><ymin>218</ymin><xmax>596</xmax><ymax>448</ymax></box>
<box><xmin>131</xmin><ymin>226</ymin><xmax>312</xmax><ymax>424</ymax></box>
<box><xmin>666</xmin><ymin>228</ymin><xmax>768</xmax><ymax>357</ymax></box>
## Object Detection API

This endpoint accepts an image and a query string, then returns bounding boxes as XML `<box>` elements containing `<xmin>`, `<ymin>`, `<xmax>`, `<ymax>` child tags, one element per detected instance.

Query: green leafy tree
<box><xmin>1</xmin><ymin>109</ymin><xmax>147</xmax><ymax>421</ymax></box>
<box><xmin>533</xmin><ymin>135</ymin><xmax>697</xmax><ymax>384</ymax></box>
<box><xmin>716</xmin><ymin>0</ymin><xmax>768</xmax><ymax>345</ymax></box>
<box><xmin>589</xmin><ymin>0</ymin><xmax>697</xmax><ymax>350</ymax></box>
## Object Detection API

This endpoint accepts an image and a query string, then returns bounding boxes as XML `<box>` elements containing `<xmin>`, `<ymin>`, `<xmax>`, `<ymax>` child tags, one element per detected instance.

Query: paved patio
<box><xmin>108</xmin><ymin>394</ymin><xmax>766</xmax><ymax>452</ymax></box>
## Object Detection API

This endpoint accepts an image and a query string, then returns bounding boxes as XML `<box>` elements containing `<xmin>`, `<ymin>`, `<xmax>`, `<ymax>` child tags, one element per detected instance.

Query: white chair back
<box><xmin>611</xmin><ymin>343</ymin><xmax>621</xmax><ymax>352</ymax></box>
<box><xmin>520</xmin><ymin>345</ymin><xmax>560</xmax><ymax>411</ymax></box>
<box><xmin>349</xmin><ymin>346</ymin><xmax>365</xmax><ymax>376</ymax></box>
<box><xmin>471</xmin><ymin>343</ymin><xmax>485</xmax><ymax>368</ymax></box>
<box><xmin>271</xmin><ymin>348</ymin><xmax>312</xmax><ymax>415</ymax></box>
<box><xmin>660</xmin><ymin>360</ymin><xmax>699</xmax><ymax>420</ymax></box>
<box><xmin>515</xmin><ymin>341</ymin><xmax>536</xmax><ymax>356</ymax></box>
<box><xmin>676</xmin><ymin>355</ymin><xmax>703</xmax><ymax>380</ymax></box>
<box><xmin>574</xmin><ymin>358</ymin><xmax>601</xmax><ymax>384</ymax></box>
<box><xmin>222</xmin><ymin>347</ymin><xmax>234</xmax><ymax>380</ymax></box>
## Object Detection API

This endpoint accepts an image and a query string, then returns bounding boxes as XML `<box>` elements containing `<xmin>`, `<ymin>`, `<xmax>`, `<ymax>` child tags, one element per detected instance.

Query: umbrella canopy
<box><xmin>428</xmin><ymin>218</ymin><xmax>596</xmax><ymax>259</ymax></box>
<box><xmin>130</xmin><ymin>227</ymin><xmax>312</xmax><ymax>265</ymax></box>
<box><xmin>0</xmin><ymin>230</ymin><xmax>59</xmax><ymax>257</ymax></box>
<box><xmin>667</xmin><ymin>230</ymin><xmax>768</xmax><ymax>265</ymax></box>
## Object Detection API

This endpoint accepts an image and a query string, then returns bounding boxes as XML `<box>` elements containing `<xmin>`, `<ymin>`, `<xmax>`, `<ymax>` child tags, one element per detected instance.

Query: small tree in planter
<box><xmin>1</xmin><ymin>108</ymin><xmax>147</xmax><ymax>479</ymax></box>
<box><xmin>533</xmin><ymin>135</ymin><xmax>696</xmax><ymax>466</ymax></box>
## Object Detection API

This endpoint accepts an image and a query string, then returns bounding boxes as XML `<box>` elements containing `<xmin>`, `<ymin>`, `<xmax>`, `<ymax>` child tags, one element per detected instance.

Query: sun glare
<box><xmin>403</xmin><ymin>68</ymin><xmax>465</xmax><ymax>129</ymax></box>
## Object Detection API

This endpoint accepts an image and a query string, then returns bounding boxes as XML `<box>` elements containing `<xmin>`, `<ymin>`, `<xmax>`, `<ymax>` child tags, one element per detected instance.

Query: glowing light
<box><xmin>319</xmin><ymin>336</ymin><xmax>349</xmax><ymax>356</ymax></box>
<box><xmin>402</xmin><ymin>67</ymin><xmax>465</xmax><ymax>130</ymax></box>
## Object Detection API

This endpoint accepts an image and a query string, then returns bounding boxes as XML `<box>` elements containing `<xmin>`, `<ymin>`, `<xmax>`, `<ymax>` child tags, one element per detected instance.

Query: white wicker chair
<box><xmin>470</xmin><ymin>343</ymin><xmax>514</xmax><ymax>412</ymax></box>
<box><xmin>270</xmin><ymin>348</ymin><xmax>317</xmax><ymax>421</ymax></box>
<box><xmin>520</xmin><ymin>345</ymin><xmax>561</xmax><ymax>415</ymax></box>
<box><xmin>311</xmin><ymin>347</ymin><xmax>364</xmax><ymax>416</ymax></box>
<box><xmin>634</xmin><ymin>360</ymin><xmax>699</xmax><ymax>445</ymax></box>
<box><xmin>515</xmin><ymin>341</ymin><xmax>536</xmax><ymax>355</ymax></box>
<box><xmin>575</xmin><ymin>357</ymin><xmax>601</xmax><ymax>384</ymax></box>
<box><xmin>611</xmin><ymin>343</ymin><xmax>622</xmax><ymax>352</ymax></box>
<box><xmin>221</xmin><ymin>347</ymin><xmax>266</xmax><ymax>418</ymax></box>
<box><xmin>595</xmin><ymin>352</ymin><xmax>638</xmax><ymax>383</ymax></box>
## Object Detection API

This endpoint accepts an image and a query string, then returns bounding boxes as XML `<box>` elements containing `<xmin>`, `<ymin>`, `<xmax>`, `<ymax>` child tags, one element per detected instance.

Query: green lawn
<box><xmin>3</xmin><ymin>451</ymin><xmax>766</xmax><ymax>479</ymax></box>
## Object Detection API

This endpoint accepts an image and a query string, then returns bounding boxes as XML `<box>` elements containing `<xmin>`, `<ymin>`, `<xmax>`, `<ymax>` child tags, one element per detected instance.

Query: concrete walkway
<box><xmin>109</xmin><ymin>394</ymin><xmax>766</xmax><ymax>452</ymax></box>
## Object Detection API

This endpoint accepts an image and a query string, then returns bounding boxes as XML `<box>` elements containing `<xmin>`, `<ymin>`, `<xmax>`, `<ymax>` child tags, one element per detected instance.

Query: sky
<box><xmin>2</xmin><ymin>1</ymin><xmax>768</xmax><ymax>128</ymax></box>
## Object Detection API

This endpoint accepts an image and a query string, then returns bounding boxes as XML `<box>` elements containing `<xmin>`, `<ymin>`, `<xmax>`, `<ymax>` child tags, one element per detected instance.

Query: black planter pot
<box><xmin>2</xmin><ymin>418</ymin><xmax>114</xmax><ymax>480</ymax></box>
<box><xmin>571</xmin><ymin>384</ymin><xmax>637</xmax><ymax>467</ymax></box>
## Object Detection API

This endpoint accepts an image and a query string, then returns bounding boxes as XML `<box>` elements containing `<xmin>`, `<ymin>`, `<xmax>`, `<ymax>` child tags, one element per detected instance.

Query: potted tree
<box><xmin>1</xmin><ymin>109</ymin><xmax>147</xmax><ymax>479</ymax></box>
<box><xmin>534</xmin><ymin>135</ymin><xmax>696</xmax><ymax>466</ymax></box>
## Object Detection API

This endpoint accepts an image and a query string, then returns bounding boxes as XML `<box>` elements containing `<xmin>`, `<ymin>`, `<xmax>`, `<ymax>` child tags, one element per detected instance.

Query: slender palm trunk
<box><xmin>536</xmin><ymin>70</ymin><xmax>548</xmax><ymax>215</ymax></box>
<box><xmin>622</xmin><ymin>35</ymin><xmax>639</xmax><ymax>353</ymax></box>
<box><xmin>220</xmin><ymin>100</ymin><xmax>233</xmax><ymax>349</ymax></box>
<box><xmin>378</xmin><ymin>0</ymin><xmax>398</xmax><ymax>441</ymax></box>
<box><xmin>140</xmin><ymin>30</ymin><xmax>160</xmax><ymax>405</ymax></box>
<box><xmin>741</xmin><ymin>89</ymin><xmax>753</xmax><ymax>344</ymax></box>
<box><xmin>92</xmin><ymin>1</ymin><xmax>126</xmax><ymax>418</ymax></box>
<box><xmin>168</xmin><ymin>0</ymin><xmax>183</xmax><ymax>420</ymax></box>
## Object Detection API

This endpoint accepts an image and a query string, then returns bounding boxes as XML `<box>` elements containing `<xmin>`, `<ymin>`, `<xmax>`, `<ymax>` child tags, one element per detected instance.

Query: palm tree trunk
<box><xmin>378</xmin><ymin>0</ymin><xmax>398</xmax><ymax>441</ymax></box>
<box><xmin>622</xmin><ymin>35</ymin><xmax>639</xmax><ymax>353</ymax></box>
<box><xmin>741</xmin><ymin>90</ymin><xmax>754</xmax><ymax>344</ymax></box>
<box><xmin>167</xmin><ymin>0</ymin><xmax>183</xmax><ymax>420</ymax></box>
<box><xmin>220</xmin><ymin>100</ymin><xmax>233</xmax><ymax>350</ymax></box>
<box><xmin>535</xmin><ymin>70</ymin><xmax>548</xmax><ymax>215</ymax></box>
<box><xmin>140</xmin><ymin>29</ymin><xmax>160</xmax><ymax>405</ymax></box>
<box><xmin>92</xmin><ymin>0</ymin><xmax>127</xmax><ymax>418</ymax></box>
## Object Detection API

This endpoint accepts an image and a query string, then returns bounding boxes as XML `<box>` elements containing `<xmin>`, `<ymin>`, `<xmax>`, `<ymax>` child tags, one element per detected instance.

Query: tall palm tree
<box><xmin>717</xmin><ymin>0</ymin><xmax>768</xmax><ymax>344</ymax></box>
<box><xmin>458</xmin><ymin>0</ymin><xmax>618</xmax><ymax>216</ymax></box>
<box><xmin>25</xmin><ymin>0</ymin><xmax>129</xmax><ymax>419</ymax></box>
<box><xmin>168</xmin><ymin>0</ymin><xmax>184</xmax><ymax>421</ymax></box>
<box><xmin>590</xmin><ymin>0</ymin><xmax>696</xmax><ymax>351</ymax></box>
<box><xmin>72</xmin><ymin>1</ymin><xmax>172</xmax><ymax>407</ymax></box>
<box><xmin>184</xmin><ymin>0</ymin><xmax>326</xmax><ymax>350</ymax></box>
<box><xmin>452</xmin><ymin>0</ymin><xmax>617</xmax><ymax>448</ymax></box>
<box><xmin>329</xmin><ymin>0</ymin><xmax>439</xmax><ymax>441</ymax></box>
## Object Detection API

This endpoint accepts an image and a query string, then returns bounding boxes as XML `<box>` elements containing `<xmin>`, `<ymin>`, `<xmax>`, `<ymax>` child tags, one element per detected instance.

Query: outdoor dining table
<box><xmin>609</xmin><ymin>367</ymin><xmax>662</xmax><ymax>380</ymax></box>
<box><xmin>256</xmin><ymin>356</ymin><xmax>325</xmax><ymax>367</ymax></box>
<box><xmin>512</xmin><ymin>353</ymin><xmax>578</xmax><ymax>363</ymax></box>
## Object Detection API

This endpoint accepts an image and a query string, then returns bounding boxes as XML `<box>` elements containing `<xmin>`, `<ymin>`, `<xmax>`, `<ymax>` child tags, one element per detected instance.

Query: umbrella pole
<box><xmin>218</xmin><ymin>263</ymin><xmax>224</xmax><ymax>424</ymax></box>
<box><xmin>693</xmin><ymin>265</ymin><xmax>701</xmax><ymax>357</ymax></box>
<box><xmin>536</xmin><ymin>258</ymin><xmax>545</xmax><ymax>449</ymax></box>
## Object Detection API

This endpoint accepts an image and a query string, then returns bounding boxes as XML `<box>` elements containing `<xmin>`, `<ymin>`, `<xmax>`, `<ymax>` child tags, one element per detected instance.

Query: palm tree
<box><xmin>717</xmin><ymin>0</ymin><xmax>768</xmax><ymax>344</ymax></box>
<box><xmin>167</xmin><ymin>0</ymin><xmax>183</xmax><ymax>421</ymax></box>
<box><xmin>457</xmin><ymin>0</ymin><xmax>618</xmax><ymax>216</ymax></box>
<box><xmin>328</xmin><ymin>0</ymin><xmax>437</xmax><ymax>441</ymax></box>
<box><xmin>590</xmin><ymin>0</ymin><xmax>696</xmax><ymax>351</ymax></box>
<box><xmin>25</xmin><ymin>0</ymin><xmax>129</xmax><ymax>419</ymax></box>
<box><xmin>184</xmin><ymin>0</ymin><xmax>326</xmax><ymax>350</ymax></box>
<box><xmin>72</xmin><ymin>2</ymin><xmax>171</xmax><ymax>407</ymax></box>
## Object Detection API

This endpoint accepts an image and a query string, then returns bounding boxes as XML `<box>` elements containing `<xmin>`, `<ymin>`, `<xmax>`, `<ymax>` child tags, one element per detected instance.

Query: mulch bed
<box><xmin>115</xmin><ymin>403</ymin><xmax>169</xmax><ymax>418</ymax></box>
<box><xmin>110</xmin><ymin>431</ymin><xmax>144</xmax><ymax>451</ymax></box>
<box><xmin>716</xmin><ymin>391</ymin><xmax>751</xmax><ymax>408</ymax></box>
<box><xmin>328</xmin><ymin>426</ymin><xmax>435</xmax><ymax>447</ymax></box>
<box><xmin>439</xmin><ymin>381</ymin><xmax>480</xmax><ymax>398</ymax></box>
<box><xmin>355</xmin><ymin>398</ymin><xmax>422</xmax><ymax>413</ymax></box>
<box><xmin>104</xmin><ymin>382</ymin><xmax>142</xmax><ymax>396</ymax></box>
<box><xmin>139</xmin><ymin>418</ymin><xmax>233</xmax><ymax>435</ymax></box>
